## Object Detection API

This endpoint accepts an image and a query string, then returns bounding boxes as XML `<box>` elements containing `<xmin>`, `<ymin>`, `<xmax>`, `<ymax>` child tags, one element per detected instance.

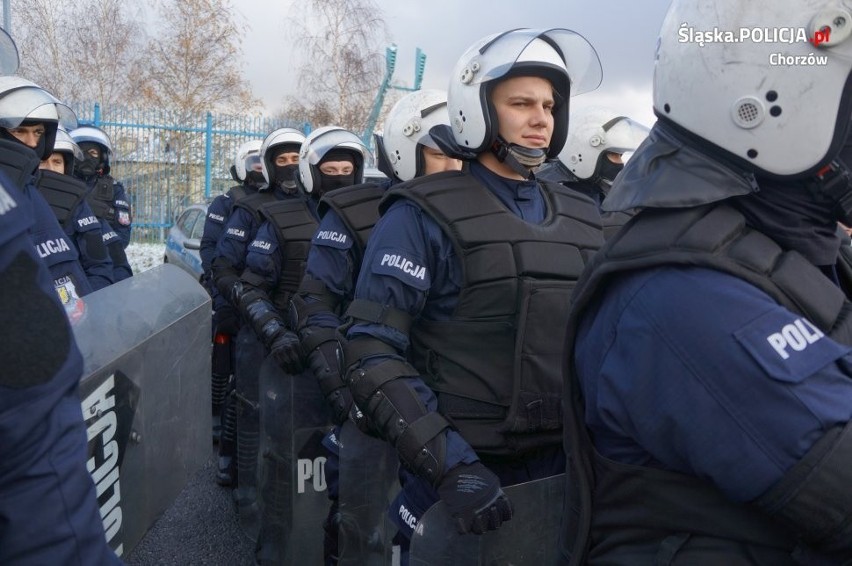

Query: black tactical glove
<box><xmin>436</xmin><ymin>461</ymin><xmax>513</xmax><ymax>535</ymax></box>
<box><xmin>268</xmin><ymin>328</ymin><xmax>303</xmax><ymax>374</ymax></box>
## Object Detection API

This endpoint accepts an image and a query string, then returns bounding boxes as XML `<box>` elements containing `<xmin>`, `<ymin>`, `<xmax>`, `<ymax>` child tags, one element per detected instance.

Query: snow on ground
<box><xmin>127</xmin><ymin>242</ymin><xmax>166</xmax><ymax>274</ymax></box>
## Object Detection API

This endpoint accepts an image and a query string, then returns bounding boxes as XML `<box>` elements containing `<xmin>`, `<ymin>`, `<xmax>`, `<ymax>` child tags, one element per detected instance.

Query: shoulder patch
<box><xmin>207</xmin><ymin>211</ymin><xmax>226</xmax><ymax>224</ymax></box>
<box><xmin>76</xmin><ymin>215</ymin><xmax>100</xmax><ymax>232</ymax></box>
<box><xmin>312</xmin><ymin>228</ymin><xmax>353</xmax><ymax>250</ymax></box>
<box><xmin>735</xmin><ymin>309</ymin><xmax>852</xmax><ymax>383</ymax></box>
<box><xmin>370</xmin><ymin>247</ymin><xmax>430</xmax><ymax>291</ymax></box>
<box><xmin>225</xmin><ymin>225</ymin><xmax>248</xmax><ymax>241</ymax></box>
<box><xmin>248</xmin><ymin>238</ymin><xmax>275</xmax><ymax>254</ymax></box>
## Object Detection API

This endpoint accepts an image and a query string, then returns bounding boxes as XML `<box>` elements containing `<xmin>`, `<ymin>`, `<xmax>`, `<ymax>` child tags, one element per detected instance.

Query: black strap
<box><xmin>345</xmin><ymin>298</ymin><xmax>413</xmax><ymax>335</ymax></box>
<box><xmin>342</xmin><ymin>336</ymin><xmax>398</xmax><ymax>366</ymax></box>
<box><xmin>240</xmin><ymin>270</ymin><xmax>268</xmax><ymax>290</ymax></box>
<box><xmin>397</xmin><ymin>411</ymin><xmax>451</xmax><ymax>468</ymax></box>
<box><xmin>300</xmin><ymin>326</ymin><xmax>337</xmax><ymax>353</ymax></box>
<box><xmin>296</xmin><ymin>278</ymin><xmax>341</xmax><ymax>312</ymax></box>
<box><xmin>348</xmin><ymin>358</ymin><xmax>419</xmax><ymax>400</ymax></box>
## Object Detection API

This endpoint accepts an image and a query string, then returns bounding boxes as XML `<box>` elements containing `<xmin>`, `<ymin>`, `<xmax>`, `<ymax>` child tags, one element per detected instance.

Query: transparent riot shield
<box><xmin>338</xmin><ymin>419</ymin><xmax>400</xmax><ymax>565</ymax></box>
<box><xmin>255</xmin><ymin>355</ymin><xmax>334</xmax><ymax>564</ymax></box>
<box><xmin>409</xmin><ymin>473</ymin><xmax>565</xmax><ymax>566</ymax></box>
<box><xmin>233</xmin><ymin>324</ymin><xmax>265</xmax><ymax>541</ymax></box>
<box><xmin>73</xmin><ymin>264</ymin><xmax>211</xmax><ymax>558</ymax></box>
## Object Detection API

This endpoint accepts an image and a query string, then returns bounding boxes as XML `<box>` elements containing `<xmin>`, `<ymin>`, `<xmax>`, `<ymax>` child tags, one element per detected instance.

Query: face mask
<box><xmin>598</xmin><ymin>158</ymin><xmax>624</xmax><ymax>185</ymax></box>
<box><xmin>275</xmin><ymin>164</ymin><xmax>298</xmax><ymax>189</ymax></box>
<box><xmin>246</xmin><ymin>170</ymin><xmax>265</xmax><ymax>186</ymax></box>
<box><xmin>76</xmin><ymin>142</ymin><xmax>104</xmax><ymax>177</ymax></box>
<box><xmin>318</xmin><ymin>171</ymin><xmax>355</xmax><ymax>194</ymax></box>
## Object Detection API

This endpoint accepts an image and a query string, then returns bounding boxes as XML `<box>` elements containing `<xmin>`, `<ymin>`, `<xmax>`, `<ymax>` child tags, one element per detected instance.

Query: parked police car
<box><xmin>164</xmin><ymin>202</ymin><xmax>207</xmax><ymax>280</ymax></box>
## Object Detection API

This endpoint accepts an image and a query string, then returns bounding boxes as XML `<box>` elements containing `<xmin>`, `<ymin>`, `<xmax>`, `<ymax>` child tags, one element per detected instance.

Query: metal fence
<box><xmin>70</xmin><ymin>102</ymin><xmax>310</xmax><ymax>245</ymax></box>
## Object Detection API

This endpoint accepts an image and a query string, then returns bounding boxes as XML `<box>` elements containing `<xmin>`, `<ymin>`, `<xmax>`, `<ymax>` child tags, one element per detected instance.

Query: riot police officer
<box><xmin>211</xmin><ymin>127</ymin><xmax>306</xmax><ymax>511</ymax></box>
<box><xmin>0</xmin><ymin>173</ymin><xmax>122</xmax><ymax>566</ymax></box>
<box><xmin>0</xmin><ymin>71</ymin><xmax>121</xmax><ymax>564</ymax></box>
<box><xmin>37</xmin><ymin>127</ymin><xmax>115</xmax><ymax>291</ymax></box>
<box><xmin>539</xmin><ymin>105</ymin><xmax>650</xmax><ymax>239</ymax></box>
<box><xmin>291</xmin><ymin>90</ymin><xmax>460</xmax><ymax>564</ymax></box>
<box><xmin>200</xmin><ymin>139</ymin><xmax>263</xmax><ymax>456</ymax></box>
<box><xmin>0</xmin><ymin>76</ymin><xmax>97</xmax><ymax>320</ymax></box>
<box><xmin>541</xmin><ymin>106</ymin><xmax>650</xmax><ymax>208</ymax></box>
<box><xmin>341</xmin><ymin>28</ymin><xmax>604</xmax><ymax>561</ymax></box>
<box><xmin>233</xmin><ymin>126</ymin><xmax>370</xmax><ymax>564</ymax></box>
<box><xmin>70</xmin><ymin>125</ymin><xmax>133</xmax><ymax>280</ymax></box>
<box><xmin>563</xmin><ymin>1</ymin><xmax>852</xmax><ymax>563</ymax></box>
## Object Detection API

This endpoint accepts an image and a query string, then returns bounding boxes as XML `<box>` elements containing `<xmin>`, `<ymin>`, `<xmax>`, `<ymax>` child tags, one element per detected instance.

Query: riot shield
<box><xmin>338</xmin><ymin>420</ymin><xmax>400</xmax><ymax>565</ymax></box>
<box><xmin>73</xmin><ymin>263</ymin><xmax>211</xmax><ymax>558</ymax></box>
<box><xmin>409</xmin><ymin>473</ymin><xmax>565</xmax><ymax>566</ymax></box>
<box><xmin>255</xmin><ymin>355</ymin><xmax>334</xmax><ymax>564</ymax></box>
<box><xmin>233</xmin><ymin>324</ymin><xmax>266</xmax><ymax>540</ymax></box>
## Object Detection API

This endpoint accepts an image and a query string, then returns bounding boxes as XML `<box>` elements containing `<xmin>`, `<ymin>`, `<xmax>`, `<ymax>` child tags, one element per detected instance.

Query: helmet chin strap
<box><xmin>490</xmin><ymin>136</ymin><xmax>548</xmax><ymax>179</ymax></box>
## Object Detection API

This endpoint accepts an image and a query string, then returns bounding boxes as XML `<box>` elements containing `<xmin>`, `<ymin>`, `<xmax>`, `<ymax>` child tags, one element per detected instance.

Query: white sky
<box><xmin>236</xmin><ymin>0</ymin><xmax>674</xmax><ymax>128</ymax></box>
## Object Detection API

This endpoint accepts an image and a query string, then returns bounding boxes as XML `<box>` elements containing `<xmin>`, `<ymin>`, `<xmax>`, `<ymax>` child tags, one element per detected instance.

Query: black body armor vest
<box><xmin>86</xmin><ymin>176</ymin><xmax>115</xmax><ymax>221</ymax></box>
<box><xmin>226</xmin><ymin>183</ymin><xmax>250</xmax><ymax>203</ymax></box>
<box><xmin>233</xmin><ymin>190</ymin><xmax>280</xmax><ymax>224</ymax></box>
<box><xmin>563</xmin><ymin>203</ymin><xmax>852</xmax><ymax>564</ymax></box>
<box><xmin>318</xmin><ymin>181</ymin><xmax>385</xmax><ymax>268</ymax></box>
<box><xmin>36</xmin><ymin>171</ymin><xmax>88</xmax><ymax>230</ymax></box>
<box><xmin>382</xmin><ymin>171</ymin><xmax>604</xmax><ymax>456</ymax></box>
<box><xmin>258</xmin><ymin>198</ymin><xmax>319</xmax><ymax>313</ymax></box>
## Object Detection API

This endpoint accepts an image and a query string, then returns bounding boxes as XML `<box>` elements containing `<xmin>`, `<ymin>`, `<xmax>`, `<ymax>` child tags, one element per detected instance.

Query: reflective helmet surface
<box><xmin>654</xmin><ymin>0</ymin><xmax>852</xmax><ymax>178</ymax></box>
<box><xmin>70</xmin><ymin>124</ymin><xmax>114</xmax><ymax>172</ymax></box>
<box><xmin>379</xmin><ymin>89</ymin><xmax>452</xmax><ymax>182</ymax></box>
<box><xmin>233</xmin><ymin>139</ymin><xmax>262</xmax><ymax>182</ymax></box>
<box><xmin>447</xmin><ymin>28</ymin><xmax>602</xmax><ymax>158</ymax></box>
<box><xmin>52</xmin><ymin>127</ymin><xmax>84</xmax><ymax>173</ymax></box>
<box><xmin>260</xmin><ymin>128</ymin><xmax>306</xmax><ymax>185</ymax></box>
<box><xmin>0</xmin><ymin>76</ymin><xmax>77</xmax><ymax>159</ymax></box>
<box><xmin>561</xmin><ymin>106</ymin><xmax>650</xmax><ymax>180</ymax></box>
<box><xmin>297</xmin><ymin>126</ymin><xmax>370</xmax><ymax>193</ymax></box>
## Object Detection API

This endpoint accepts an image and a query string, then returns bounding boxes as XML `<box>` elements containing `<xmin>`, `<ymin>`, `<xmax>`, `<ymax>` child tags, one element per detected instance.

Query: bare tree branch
<box><xmin>12</xmin><ymin>0</ymin><xmax>147</xmax><ymax>105</ymax></box>
<box><xmin>277</xmin><ymin>0</ymin><xmax>390</xmax><ymax>133</ymax></box>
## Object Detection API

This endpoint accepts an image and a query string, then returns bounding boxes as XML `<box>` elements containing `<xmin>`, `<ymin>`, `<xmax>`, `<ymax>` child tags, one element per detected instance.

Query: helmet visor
<box><xmin>303</xmin><ymin>129</ymin><xmax>368</xmax><ymax>166</ymax></box>
<box><xmin>467</xmin><ymin>28</ymin><xmax>602</xmax><ymax>96</ymax></box>
<box><xmin>244</xmin><ymin>153</ymin><xmax>262</xmax><ymax>172</ymax></box>
<box><xmin>0</xmin><ymin>28</ymin><xmax>19</xmax><ymax>75</ymax></box>
<box><xmin>0</xmin><ymin>87</ymin><xmax>77</xmax><ymax>130</ymax></box>
<box><xmin>602</xmin><ymin>117</ymin><xmax>651</xmax><ymax>154</ymax></box>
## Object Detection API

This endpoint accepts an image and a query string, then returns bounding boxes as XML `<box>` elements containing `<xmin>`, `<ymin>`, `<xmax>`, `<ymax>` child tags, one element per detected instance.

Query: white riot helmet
<box><xmin>0</xmin><ymin>76</ymin><xmax>78</xmax><ymax>159</ymax></box>
<box><xmin>654</xmin><ymin>0</ymin><xmax>852</xmax><ymax>179</ymax></box>
<box><xmin>260</xmin><ymin>127</ymin><xmax>306</xmax><ymax>188</ymax></box>
<box><xmin>377</xmin><ymin>89</ymin><xmax>451</xmax><ymax>182</ymax></box>
<box><xmin>297</xmin><ymin>126</ymin><xmax>370</xmax><ymax>194</ymax></box>
<box><xmin>446</xmin><ymin>28</ymin><xmax>602</xmax><ymax>163</ymax></box>
<box><xmin>231</xmin><ymin>139</ymin><xmax>262</xmax><ymax>182</ymax></box>
<box><xmin>69</xmin><ymin>125</ymin><xmax>113</xmax><ymax>175</ymax></box>
<box><xmin>561</xmin><ymin>106</ymin><xmax>650</xmax><ymax>183</ymax></box>
<box><xmin>52</xmin><ymin>127</ymin><xmax>84</xmax><ymax>175</ymax></box>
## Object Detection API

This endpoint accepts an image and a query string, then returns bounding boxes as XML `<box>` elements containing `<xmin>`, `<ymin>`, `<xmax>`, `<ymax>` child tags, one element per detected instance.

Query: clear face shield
<box><xmin>601</xmin><ymin>117</ymin><xmax>651</xmax><ymax>155</ymax></box>
<box><xmin>54</xmin><ymin>129</ymin><xmax>84</xmax><ymax>163</ymax></box>
<box><xmin>0</xmin><ymin>27</ymin><xmax>19</xmax><ymax>75</ymax></box>
<box><xmin>464</xmin><ymin>28</ymin><xmax>602</xmax><ymax>97</ymax></box>
<box><xmin>70</xmin><ymin>126</ymin><xmax>112</xmax><ymax>153</ymax></box>
<box><xmin>244</xmin><ymin>153</ymin><xmax>262</xmax><ymax>173</ymax></box>
<box><xmin>0</xmin><ymin>87</ymin><xmax>77</xmax><ymax>131</ymax></box>
<box><xmin>302</xmin><ymin>129</ymin><xmax>366</xmax><ymax>168</ymax></box>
